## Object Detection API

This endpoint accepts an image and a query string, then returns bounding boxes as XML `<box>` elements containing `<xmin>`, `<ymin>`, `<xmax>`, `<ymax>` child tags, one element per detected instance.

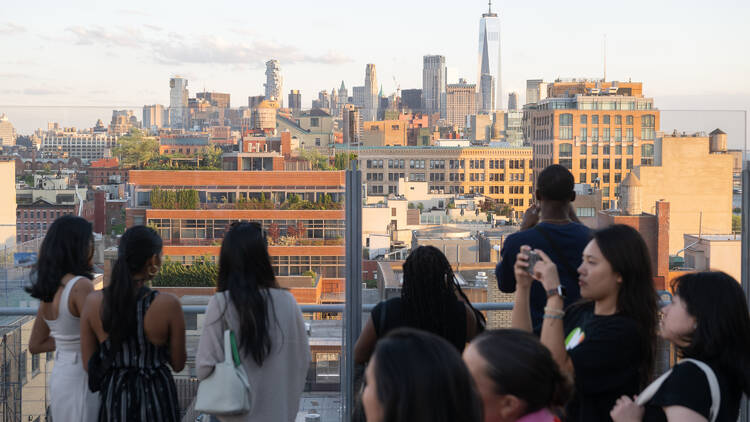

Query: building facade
<box><xmin>351</xmin><ymin>145</ymin><xmax>533</xmax><ymax>213</ymax></box>
<box><xmin>0</xmin><ymin>114</ymin><xmax>17</xmax><ymax>146</ymax></box>
<box><xmin>342</xmin><ymin>105</ymin><xmax>361</xmax><ymax>145</ymax></box>
<box><xmin>142</xmin><ymin>105</ymin><xmax>165</xmax><ymax>132</ymax></box>
<box><xmin>126</xmin><ymin>170</ymin><xmax>346</xmax><ymax>278</ymax></box>
<box><xmin>41</xmin><ymin>129</ymin><xmax>118</xmax><ymax>162</ymax></box>
<box><xmin>364</xmin><ymin>64</ymin><xmax>378</xmax><ymax>121</ymax></box>
<box><xmin>525</xmin><ymin>79</ymin><xmax>547</xmax><ymax>105</ymax></box>
<box><xmin>523</xmin><ymin>80</ymin><xmax>658</xmax><ymax>207</ymax></box>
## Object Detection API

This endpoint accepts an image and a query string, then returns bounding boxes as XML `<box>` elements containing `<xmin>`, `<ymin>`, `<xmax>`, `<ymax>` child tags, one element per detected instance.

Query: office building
<box><xmin>352</xmin><ymin>86</ymin><xmax>366</xmax><ymax>109</ymax></box>
<box><xmin>524</xmin><ymin>80</ymin><xmax>658</xmax><ymax>206</ymax></box>
<box><xmin>401</xmin><ymin>89</ymin><xmax>423</xmax><ymax>112</ymax></box>
<box><xmin>477</xmin><ymin>2</ymin><xmax>502</xmax><ymax>110</ymax></box>
<box><xmin>508</xmin><ymin>92</ymin><xmax>519</xmax><ymax>111</ymax></box>
<box><xmin>264</xmin><ymin>59</ymin><xmax>283</xmax><ymax>106</ymax></box>
<box><xmin>364</xmin><ymin>64</ymin><xmax>378</xmax><ymax>121</ymax></box>
<box><xmin>169</xmin><ymin>77</ymin><xmax>189</xmax><ymax>130</ymax></box>
<box><xmin>342</xmin><ymin>105</ymin><xmax>361</xmax><ymax>145</ymax></box>
<box><xmin>0</xmin><ymin>114</ymin><xmax>17</xmax><ymax>146</ymax></box>
<box><xmin>422</xmin><ymin>55</ymin><xmax>447</xmax><ymax>117</ymax></box>
<box><xmin>142</xmin><ymin>105</ymin><xmax>165</xmax><ymax>132</ymax></box>
<box><xmin>445</xmin><ymin>79</ymin><xmax>477</xmax><ymax>129</ymax></box>
<box><xmin>248</xmin><ymin>95</ymin><xmax>265</xmax><ymax>109</ymax></box>
<box><xmin>525</xmin><ymin>79</ymin><xmax>548</xmax><ymax>105</ymax></box>
<box><xmin>196</xmin><ymin>92</ymin><xmax>230</xmax><ymax>109</ymax></box>
<box><xmin>41</xmin><ymin>128</ymin><xmax>118</xmax><ymax>162</ymax></box>
<box><xmin>288</xmin><ymin>90</ymin><xmax>302</xmax><ymax>114</ymax></box>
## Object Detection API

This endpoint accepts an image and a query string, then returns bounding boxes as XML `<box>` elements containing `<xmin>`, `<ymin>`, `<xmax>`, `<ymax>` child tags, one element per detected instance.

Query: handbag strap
<box><xmin>533</xmin><ymin>225</ymin><xmax>579</xmax><ymax>280</ymax></box>
<box><xmin>636</xmin><ymin>359</ymin><xmax>721</xmax><ymax>422</ymax></box>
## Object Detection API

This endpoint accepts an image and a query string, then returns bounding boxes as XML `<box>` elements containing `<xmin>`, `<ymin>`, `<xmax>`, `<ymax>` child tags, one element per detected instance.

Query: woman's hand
<box><xmin>529</xmin><ymin>249</ymin><xmax>561</xmax><ymax>291</ymax></box>
<box><xmin>513</xmin><ymin>245</ymin><xmax>535</xmax><ymax>290</ymax></box>
<box><xmin>610</xmin><ymin>395</ymin><xmax>644</xmax><ymax>422</ymax></box>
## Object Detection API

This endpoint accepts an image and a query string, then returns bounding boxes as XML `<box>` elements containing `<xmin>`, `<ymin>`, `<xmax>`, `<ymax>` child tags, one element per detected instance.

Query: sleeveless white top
<box><xmin>44</xmin><ymin>276</ymin><xmax>84</xmax><ymax>353</ymax></box>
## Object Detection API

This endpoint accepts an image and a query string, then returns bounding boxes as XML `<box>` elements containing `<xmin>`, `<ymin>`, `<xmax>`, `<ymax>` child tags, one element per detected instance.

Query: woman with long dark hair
<box><xmin>196</xmin><ymin>222</ymin><xmax>310</xmax><ymax>421</ymax></box>
<box><xmin>512</xmin><ymin>224</ymin><xmax>659</xmax><ymax>421</ymax></box>
<box><xmin>27</xmin><ymin>215</ymin><xmax>99</xmax><ymax>421</ymax></box>
<box><xmin>611</xmin><ymin>271</ymin><xmax>750</xmax><ymax>422</ymax></box>
<box><xmin>80</xmin><ymin>225</ymin><xmax>185</xmax><ymax>421</ymax></box>
<box><xmin>362</xmin><ymin>328</ymin><xmax>482</xmax><ymax>422</ymax></box>
<box><xmin>354</xmin><ymin>245</ymin><xmax>484</xmax><ymax>364</ymax></box>
<box><xmin>463</xmin><ymin>329</ymin><xmax>572</xmax><ymax>422</ymax></box>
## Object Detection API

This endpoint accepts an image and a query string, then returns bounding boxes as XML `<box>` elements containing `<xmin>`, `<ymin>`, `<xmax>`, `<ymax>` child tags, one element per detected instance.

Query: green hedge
<box><xmin>153</xmin><ymin>258</ymin><xmax>217</xmax><ymax>287</ymax></box>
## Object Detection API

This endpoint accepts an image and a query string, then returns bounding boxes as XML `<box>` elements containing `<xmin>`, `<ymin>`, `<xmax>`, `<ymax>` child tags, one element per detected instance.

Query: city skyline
<box><xmin>0</xmin><ymin>0</ymin><xmax>748</xmax><ymax>142</ymax></box>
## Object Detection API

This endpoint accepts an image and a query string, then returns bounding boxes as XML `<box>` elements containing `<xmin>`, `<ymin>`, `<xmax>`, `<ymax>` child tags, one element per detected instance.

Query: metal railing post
<box><xmin>343</xmin><ymin>163</ymin><xmax>363</xmax><ymax>421</ymax></box>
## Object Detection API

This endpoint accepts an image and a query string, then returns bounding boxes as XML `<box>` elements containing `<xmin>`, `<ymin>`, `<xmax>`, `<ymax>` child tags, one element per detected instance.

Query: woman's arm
<box><xmin>510</xmin><ymin>245</ymin><xmax>534</xmax><ymax>332</ymax></box>
<box><xmin>80</xmin><ymin>292</ymin><xmax>100</xmax><ymax>372</ymax></box>
<box><xmin>165</xmin><ymin>295</ymin><xmax>186</xmax><ymax>372</ymax></box>
<box><xmin>533</xmin><ymin>250</ymin><xmax>574</xmax><ymax>375</ymax></box>
<box><xmin>196</xmin><ymin>295</ymin><xmax>224</xmax><ymax>380</ymax></box>
<box><xmin>28</xmin><ymin>306</ymin><xmax>55</xmax><ymax>354</ymax></box>
<box><xmin>354</xmin><ymin>317</ymin><xmax>377</xmax><ymax>364</ymax></box>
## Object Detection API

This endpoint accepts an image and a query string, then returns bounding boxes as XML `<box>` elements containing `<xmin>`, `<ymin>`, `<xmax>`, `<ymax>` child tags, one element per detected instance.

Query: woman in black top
<box><xmin>511</xmin><ymin>224</ymin><xmax>658</xmax><ymax>422</ymax></box>
<box><xmin>611</xmin><ymin>272</ymin><xmax>750</xmax><ymax>422</ymax></box>
<box><xmin>354</xmin><ymin>245</ymin><xmax>483</xmax><ymax>364</ymax></box>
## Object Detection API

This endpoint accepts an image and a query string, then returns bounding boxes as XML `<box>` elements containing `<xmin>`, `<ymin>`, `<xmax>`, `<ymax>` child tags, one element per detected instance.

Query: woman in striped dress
<box><xmin>81</xmin><ymin>226</ymin><xmax>186</xmax><ymax>421</ymax></box>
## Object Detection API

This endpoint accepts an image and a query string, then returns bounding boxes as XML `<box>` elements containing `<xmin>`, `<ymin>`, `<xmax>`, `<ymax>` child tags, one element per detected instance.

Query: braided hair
<box><xmin>401</xmin><ymin>246</ymin><xmax>483</xmax><ymax>339</ymax></box>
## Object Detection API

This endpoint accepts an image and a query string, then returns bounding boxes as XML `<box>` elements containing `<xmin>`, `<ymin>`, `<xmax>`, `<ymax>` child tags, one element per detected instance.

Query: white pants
<box><xmin>48</xmin><ymin>350</ymin><xmax>100</xmax><ymax>422</ymax></box>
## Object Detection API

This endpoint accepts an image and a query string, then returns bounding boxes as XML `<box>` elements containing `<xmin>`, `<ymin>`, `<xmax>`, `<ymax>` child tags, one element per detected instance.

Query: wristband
<box><xmin>543</xmin><ymin>314</ymin><xmax>564</xmax><ymax>320</ymax></box>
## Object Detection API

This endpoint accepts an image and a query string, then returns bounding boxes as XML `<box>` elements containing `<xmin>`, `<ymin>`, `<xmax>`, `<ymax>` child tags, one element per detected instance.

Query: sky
<box><xmin>0</xmin><ymin>0</ymin><xmax>748</xmax><ymax>150</ymax></box>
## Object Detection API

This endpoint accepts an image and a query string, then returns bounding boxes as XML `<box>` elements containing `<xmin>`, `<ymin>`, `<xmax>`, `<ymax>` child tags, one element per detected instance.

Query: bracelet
<box><xmin>544</xmin><ymin>307</ymin><xmax>565</xmax><ymax>316</ymax></box>
<box><xmin>543</xmin><ymin>314</ymin><xmax>564</xmax><ymax>320</ymax></box>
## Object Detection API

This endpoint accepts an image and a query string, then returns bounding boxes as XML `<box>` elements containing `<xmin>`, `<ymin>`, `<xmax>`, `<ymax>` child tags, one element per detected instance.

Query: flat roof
<box><xmin>684</xmin><ymin>234</ymin><xmax>741</xmax><ymax>241</ymax></box>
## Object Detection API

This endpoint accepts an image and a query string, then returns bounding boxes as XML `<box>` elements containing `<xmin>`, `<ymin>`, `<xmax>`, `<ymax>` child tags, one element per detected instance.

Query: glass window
<box><xmin>603</xmin><ymin>127</ymin><xmax>610</xmax><ymax>142</ymax></box>
<box><xmin>591</xmin><ymin>159</ymin><xmax>598</xmax><ymax>169</ymax></box>
<box><xmin>559</xmin><ymin>114</ymin><xmax>573</xmax><ymax>140</ymax></box>
<box><xmin>580</xmin><ymin>115</ymin><xmax>587</xmax><ymax>125</ymax></box>
<box><xmin>615</xmin><ymin>115</ymin><xmax>622</xmax><ymax>125</ymax></box>
<box><xmin>591</xmin><ymin>128</ymin><xmax>599</xmax><ymax>142</ymax></box>
<box><xmin>603</xmin><ymin>173</ymin><xmax>610</xmax><ymax>183</ymax></box>
<box><xmin>603</xmin><ymin>115</ymin><xmax>610</xmax><ymax>124</ymax></box>
<box><xmin>603</xmin><ymin>158</ymin><xmax>610</xmax><ymax>169</ymax></box>
<box><xmin>615</xmin><ymin>128</ymin><xmax>622</xmax><ymax>142</ymax></box>
<box><xmin>579</xmin><ymin>128</ymin><xmax>587</xmax><ymax>142</ymax></box>
<box><xmin>580</xmin><ymin>159</ymin><xmax>587</xmax><ymax>169</ymax></box>
<box><xmin>626</xmin><ymin>128</ymin><xmax>634</xmax><ymax>142</ymax></box>
<box><xmin>580</xmin><ymin>144</ymin><xmax>587</xmax><ymax>155</ymax></box>
<box><xmin>580</xmin><ymin>173</ymin><xmax>587</xmax><ymax>183</ymax></box>
<box><xmin>559</xmin><ymin>143</ymin><xmax>573</xmax><ymax>157</ymax></box>
<box><xmin>603</xmin><ymin>145</ymin><xmax>610</xmax><ymax>155</ymax></box>
<box><xmin>592</xmin><ymin>115</ymin><xmax>599</xmax><ymax>124</ymax></box>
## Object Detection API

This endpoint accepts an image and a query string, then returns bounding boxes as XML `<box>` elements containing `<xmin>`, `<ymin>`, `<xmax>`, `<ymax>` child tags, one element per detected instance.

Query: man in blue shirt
<box><xmin>496</xmin><ymin>164</ymin><xmax>591</xmax><ymax>334</ymax></box>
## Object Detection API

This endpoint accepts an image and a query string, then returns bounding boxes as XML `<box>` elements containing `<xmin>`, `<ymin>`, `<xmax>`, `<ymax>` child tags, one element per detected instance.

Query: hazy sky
<box><xmin>0</xmin><ymin>0</ymin><xmax>748</xmax><ymax>149</ymax></box>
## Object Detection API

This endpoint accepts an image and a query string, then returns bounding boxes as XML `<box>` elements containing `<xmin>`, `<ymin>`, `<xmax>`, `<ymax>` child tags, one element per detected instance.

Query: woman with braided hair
<box><xmin>354</xmin><ymin>245</ymin><xmax>484</xmax><ymax>364</ymax></box>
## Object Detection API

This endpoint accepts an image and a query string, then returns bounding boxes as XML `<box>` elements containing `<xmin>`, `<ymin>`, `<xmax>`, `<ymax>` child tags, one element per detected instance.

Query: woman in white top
<box><xmin>197</xmin><ymin>222</ymin><xmax>310</xmax><ymax>422</ymax></box>
<box><xmin>28</xmin><ymin>215</ymin><xmax>99</xmax><ymax>421</ymax></box>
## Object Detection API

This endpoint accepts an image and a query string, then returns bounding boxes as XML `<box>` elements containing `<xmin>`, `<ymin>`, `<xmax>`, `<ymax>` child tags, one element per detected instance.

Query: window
<box><xmin>580</xmin><ymin>173</ymin><xmax>587</xmax><ymax>183</ymax></box>
<box><xmin>559</xmin><ymin>143</ymin><xmax>573</xmax><ymax>157</ymax></box>
<box><xmin>615</xmin><ymin>159</ymin><xmax>622</xmax><ymax>169</ymax></box>
<box><xmin>626</xmin><ymin>128</ymin><xmax>634</xmax><ymax>142</ymax></box>
<box><xmin>580</xmin><ymin>115</ymin><xmax>587</xmax><ymax>125</ymax></box>
<box><xmin>603</xmin><ymin>187</ymin><xmax>610</xmax><ymax>197</ymax></box>
<box><xmin>603</xmin><ymin>158</ymin><xmax>610</xmax><ymax>169</ymax></box>
<box><xmin>603</xmin><ymin>115</ymin><xmax>610</xmax><ymax>124</ymax></box>
<box><xmin>627</xmin><ymin>159</ymin><xmax>633</xmax><ymax>169</ymax></box>
<box><xmin>641</xmin><ymin>114</ymin><xmax>656</xmax><ymax>140</ymax></box>
<box><xmin>591</xmin><ymin>145</ymin><xmax>598</xmax><ymax>155</ymax></box>
<box><xmin>627</xmin><ymin>145</ymin><xmax>634</xmax><ymax>155</ymax></box>
<box><xmin>591</xmin><ymin>128</ymin><xmax>599</xmax><ymax>142</ymax></box>
<box><xmin>603</xmin><ymin>145</ymin><xmax>610</xmax><ymax>155</ymax></box>
<box><xmin>580</xmin><ymin>159</ymin><xmax>587</xmax><ymax>169</ymax></box>
<box><xmin>592</xmin><ymin>115</ymin><xmax>599</xmax><ymax>124</ymax></box>
<box><xmin>615</xmin><ymin>128</ymin><xmax>622</xmax><ymax>142</ymax></box>
<box><xmin>32</xmin><ymin>353</ymin><xmax>40</xmax><ymax>376</ymax></box>
<box><xmin>615</xmin><ymin>145</ymin><xmax>622</xmax><ymax>155</ymax></box>
<box><xmin>559</xmin><ymin>114</ymin><xmax>573</xmax><ymax>140</ymax></box>
<box><xmin>615</xmin><ymin>174</ymin><xmax>622</xmax><ymax>183</ymax></box>
<box><xmin>603</xmin><ymin>173</ymin><xmax>610</xmax><ymax>183</ymax></box>
<box><xmin>626</xmin><ymin>115</ymin><xmax>634</xmax><ymax>125</ymax></box>
<box><xmin>615</xmin><ymin>115</ymin><xmax>622</xmax><ymax>125</ymax></box>
<box><xmin>591</xmin><ymin>159</ymin><xmax>598</xmax><ymax>169</ymax></box>
<box><xmin>576</xmin><ymin>207</ymin><xmax>596</xmax><ymax>217</ymax></box>
<box><xmin>579</xmin><ymin>128</ymin><xmax>587</xmax><ymax>142</ymax></box>
<box><xmin>20</xmin><ymin>351</ymin><xmax>27</xmax><ymax>385</ymax></box>
<box><xmin>602</xmin><ymin>127</ymin><xmax>610</xmax><ymax>142</ymax></box>
<box><xmin>580</xmin><ymin>144</ymin><xmax>587</xmax><ymax>155</ymax></box>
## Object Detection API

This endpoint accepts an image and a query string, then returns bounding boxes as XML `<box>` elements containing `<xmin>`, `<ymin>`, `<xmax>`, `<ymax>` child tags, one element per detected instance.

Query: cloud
<box><xmin>23</xmin><ymin>87</ymin><xmax>70</xmax><ymax>96</ymax></box>
<box><xmin>0</xmin><ymin>22</ymin><xmax>26</xmax><ymax>34</ymax></box>
<box><xmin>66</xmin><ymin>26</ymin><xmax>146</xmax><ymax>48</ymax></box>
<box><xmin>117</xmin><ymin>9</ymin><xmax>151</xmax><ymax>17</ymax></box>
<box><xmin>65</xmin><ymin>25</ymin><xmax>352</xmax><ymax>67</ymax></box>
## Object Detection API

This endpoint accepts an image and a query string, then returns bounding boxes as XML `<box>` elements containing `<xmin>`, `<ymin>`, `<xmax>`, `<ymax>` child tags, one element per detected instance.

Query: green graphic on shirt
<box><xmin>565</xmin><ymin>327</ymin><xmax>585</xmax><ymax>351</ymax></box>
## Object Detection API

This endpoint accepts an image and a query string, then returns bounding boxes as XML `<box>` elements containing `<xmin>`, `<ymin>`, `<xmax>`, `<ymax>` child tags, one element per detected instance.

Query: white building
<box><xmin>364</xmin><ymin>64</ymin><xmax>378</xmax><ymax>121</ymax></box>
<box><xmin>41</xmin><ymin>128</ymin><xmax>118</xmax><ymax>162</ymax></box>
<box><xmin>169</xmin><ymin>77</ymin><xmax>188</xmax><ymax>129</ymax></box>
<box><xmin>264</xmin><ymin>59</ymin><xmax>283</xmax><ymax>107</ymax></box>
<box><xmin>143</xmin><ymin>104</ymin><xmax>165</xmax><ymax>132</ymax></box>
<box><xmin>477</xmin><ymin>1</ymin><xmax>502</xmax><ymax>110</ymax></box>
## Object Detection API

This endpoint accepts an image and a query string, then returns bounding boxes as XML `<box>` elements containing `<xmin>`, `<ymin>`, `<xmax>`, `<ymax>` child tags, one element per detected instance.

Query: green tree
<box><xmin>113</xmin><ymin>128</ymin><xmax>159</xmax><ymax>168</ymax></box>
<box><xmin>732</xmin><ymin>215</ymin><xmax>741</xmax><ymax>233</ymax></box>
<box><xmin>334</xmin><ymin>152</ymin><xmax>358</xmax><ymax>170</ymax></box>
<box><xmin>199</xmin><ymin>145</ymin><xmax>223</xmax><ymax>169</ymax></box>
<box><xmin>176</xmin><ymin>189</ymin><xmax>199</xmax><ymax>209</ymax></box>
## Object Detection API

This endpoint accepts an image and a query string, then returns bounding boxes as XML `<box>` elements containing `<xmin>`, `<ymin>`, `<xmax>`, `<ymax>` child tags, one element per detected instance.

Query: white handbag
<box><xmin>636</xmin><ymin>358</ymin><xmax>720</xmax><ymax>422</ymax></box>
<box><xmin>195</xmin><ymin>293</ymin><xmax>253</xmax><ymax>416</ymax></box>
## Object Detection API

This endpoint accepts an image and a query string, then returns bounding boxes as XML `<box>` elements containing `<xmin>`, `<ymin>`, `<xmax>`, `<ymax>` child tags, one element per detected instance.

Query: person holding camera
<box><xmin>512</xmin><ymin>224</ymin><xmax>659</xmax><ymax>422</ymax></box>
<box><xmin>496</xmin><ymin>164</ymin><xmax>591</xmax><ymax>334</ymax></box>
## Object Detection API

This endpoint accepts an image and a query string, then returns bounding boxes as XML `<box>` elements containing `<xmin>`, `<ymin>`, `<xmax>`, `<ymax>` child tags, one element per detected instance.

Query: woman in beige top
<box><xmin>196</xmin><ymin>222</ymin><xmax>310</xmax><ymax>422</ymax></box>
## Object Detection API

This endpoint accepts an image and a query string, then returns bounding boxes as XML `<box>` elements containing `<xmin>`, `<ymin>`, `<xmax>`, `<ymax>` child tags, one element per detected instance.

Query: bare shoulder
<box><xmin>84</xmin><ymin>290</ymin><xmax>103</xmax><ymax>306</ymax></box>
<box><xmin>153</xmin><ymin>291</ymin><xmax>183</xmax><ymax>312</ymax></box>
<box><xmin>72</xmin><ymin>276</ymin><xmax>94</xmax><ymax>294</ymax></box>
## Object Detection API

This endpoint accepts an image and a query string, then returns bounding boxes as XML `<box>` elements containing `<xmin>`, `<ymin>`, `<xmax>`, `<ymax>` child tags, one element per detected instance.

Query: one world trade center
<box><xmin>477</xmin><ymin>1</ymin><xmax>501</xmax><ymax>112</ymax></box>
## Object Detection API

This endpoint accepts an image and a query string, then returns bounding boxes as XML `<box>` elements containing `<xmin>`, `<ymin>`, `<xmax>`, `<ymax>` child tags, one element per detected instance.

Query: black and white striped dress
<box><xmin>98</xmin><ymin>288</ymin><xmax>180</xmax><ymax>421</ymax></box>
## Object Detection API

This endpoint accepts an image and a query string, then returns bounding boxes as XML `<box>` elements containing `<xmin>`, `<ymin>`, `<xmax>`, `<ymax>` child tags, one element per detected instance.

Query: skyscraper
<box><xmin>364</xmin><ymin>64</ymin><xmax>378</xmax><ymax>121</ymax></box>
<box><xmin>353</xmin><ymin>86</ymin><xmax>366</xmax><ymax>109</ymax></box>
<box><xmin>0</xmin><ymin>114</ymin><xmax>17</xmax><ymax>146</ymax></box>
<box><xmin>142</xmin><ymin>105</ymin><xmax>165</xmax><ymax>132</ymax></box>
<box><xmin>422</xmin><ymin>55</ymin><xmax>447</xmax><ymax>117</ymax></box>
<box><xmin>288</xmin><ymin>90</ymin><xmax>302</xmax><ymax>114</ymax></box>
<box><xmin>477</xmin><ymin>1</ymin><xmax>501</xmax><ymax>110</ymax></box>
<box><xmin>169</xmin><ymin>76</ymin><xmax>188</xmax><ymax>130</ymax></box>
<box><xmin>526</xmin><ymin>79</ymin><xmax>548</xmax><ymax>105</ymax></box>
<box><xmin>338</xmin><ymin>81</ymin><xmax>348</xmax><ymax>107</ymax></box>
<box><xmin>508</xmin><ymin>92</ymin><xmax>519</xmax><ymax>111</ymax></box>
<box><xmin>342</xmin><ymin>104</ymin><xmax>361</xmax><ymax>145</ymax></box>
<box><xmin>264</xmin><ymin>59</ymin><xmax>283</xmax><ymax>106</ymax></box>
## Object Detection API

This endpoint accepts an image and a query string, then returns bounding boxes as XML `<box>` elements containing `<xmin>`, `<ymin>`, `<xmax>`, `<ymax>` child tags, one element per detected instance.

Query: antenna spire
<box><xmin>488</xmin><ymin>0</ymin><xmax>492</xmax><ymax>14</ymax></box>
<box><xmin>603</xmin><ymin>34</ymin><xmax>607</xmax><ymax>82</ymax></box>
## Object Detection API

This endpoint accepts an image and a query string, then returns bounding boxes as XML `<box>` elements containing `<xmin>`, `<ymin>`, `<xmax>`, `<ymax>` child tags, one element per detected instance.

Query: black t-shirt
<box><xmin>643</xmin><ymin>360</ymin><xmax>742</xmax><ymax>421</ymax></box>
<box><xmin>496</xmin><ymin>222</ymin><xmax>591</xmax><ymax>334</ymax></box>
<box><xmin>563</xmin><ymin>302</ymin><xmax>642</xmax><ymax>422</ymax></box>
<box><xmin>370</xmin><ymin>297</ymin><xmax>468</xmax><ymax>352</ymax></box>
